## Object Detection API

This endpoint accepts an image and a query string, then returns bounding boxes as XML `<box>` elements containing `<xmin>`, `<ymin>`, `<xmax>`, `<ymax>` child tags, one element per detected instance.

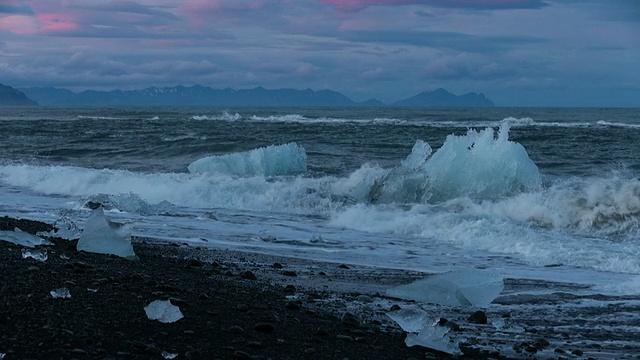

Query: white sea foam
<box><xmin>191</xmin><ymin>111</ymin><xmax>241</xmax><ymax>121</ymax></box>
<box><xmin>188</xmin><ymin>142</ymin><xmax>308</xmax><ymax>177</ymax></box>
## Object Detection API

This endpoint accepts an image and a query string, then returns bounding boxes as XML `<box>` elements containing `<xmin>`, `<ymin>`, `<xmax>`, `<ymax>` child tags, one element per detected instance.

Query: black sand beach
<box><xmin>0</xmin><ymin>216</ymin><xmax>473</xmax><ymax>360</ymax></box>
<box><xmin>2</xmin><ymin>216</ymin><xmax>636</xmax><ymax>360</ymax></box>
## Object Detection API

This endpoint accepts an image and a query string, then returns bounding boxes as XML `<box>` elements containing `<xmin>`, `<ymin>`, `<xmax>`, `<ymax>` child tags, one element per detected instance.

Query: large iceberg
<box><xmin>386</xmin><ymin>268</ymin><xmax>504</xmax><ymax>307</ymax></box>
<box><xmin>77</xmin><ymin>207</ymin><xmax>138</xmax><ymax>260</ymax></box>
<box><xmin>368</xmin><ymin>124</ymin><xmax>541</xmax><ymax>204</ymax></box>
<box><xmin>188</xmin><ymin>142</ymin><xmax>307</xmax><ymax>176</ymax></box>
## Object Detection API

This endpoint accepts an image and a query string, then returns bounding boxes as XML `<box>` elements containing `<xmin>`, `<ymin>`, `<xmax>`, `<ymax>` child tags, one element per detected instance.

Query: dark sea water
<box><xmin>2</xmin><ymin>106</ymin><xmax>640</xmax><ymax>356</ymax></box>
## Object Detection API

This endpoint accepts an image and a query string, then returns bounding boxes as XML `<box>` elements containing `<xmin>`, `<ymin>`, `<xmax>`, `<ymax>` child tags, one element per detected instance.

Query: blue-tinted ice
<box><xmin>387</xmin><ymin>308</ymin><xmax>461</xmax><ymax>355</ymax></box>
<box><xmin>0</xmin><ymin>228</ymin><xmax>52</xmax><ymax>248</ymax></box>
<box><xmin>386</xmin><ymin>268</ymin><xmax>504</xmax><ymax>307</ymax></box>
<box><xmin>77</xmin><ymin>207</ymin><xmax>137</xmax><ymax>260</ymax></box>
<box><xmin>144</xmin><ymin>300</ymin><xmax>184</xmax><ymax>323</ymax></box>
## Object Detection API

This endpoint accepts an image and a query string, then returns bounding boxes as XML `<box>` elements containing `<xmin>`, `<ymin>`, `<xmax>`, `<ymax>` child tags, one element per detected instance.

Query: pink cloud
<box><xmin>35</xmin><ymin>12</ymin><xmax>79</xmax><ymax>33</ymax></box>
<box><xmin>180</xmin><ymin>0</ymin><xmax>264</xmax><ymax>25</ymax></box>
<box><xmin>0</xmin><ymin>14</ymin><xmax>38</xmax><ymax>34</ymax></box>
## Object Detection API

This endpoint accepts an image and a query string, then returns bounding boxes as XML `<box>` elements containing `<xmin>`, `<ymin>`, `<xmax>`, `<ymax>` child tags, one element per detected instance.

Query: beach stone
<box><xmin>247</xmin><ymin>341</ymin><xmax>263</xmax><ymax>348</ymax></box>
<box><xmin>285</xmin><ymin>301</ymin><xmax>301</xmax><ymax>310</ymax></box>
<box><xmin>241</xmin><ymin>271</ymin><xmax>257</xmax><ymax>280</ymax></box>
<box><xmin>341</xmin><ymin>312</ymin><xmax>361</xmax><ymax>327</ymax></box>
<box><xmin>254</xmin><ymin>322</ymin><xmax>275</xmax><ymax>333</ymax></box>
<box><xmin>336</xmin><ymin>334</ymin><xmax>353</xmax><ymax>342</ymax></box>
<box><xmin>185</xmin><ymin>350</ymin><xmax>203</xmax><ymax>360</ymax></box>
<box><xmin>282</xmin><ymin>270</ymin><xmax>297</xmax><ymax>277</ymax></box>
<box><xmin>186</xmin><ymin>259</ymin><xmax>203</xmax><ymax>268</ymax></box>
<box><xmin>273</xmin><ymin>262</ymin><xmax>283</xmax><ymax>269</ymax></box>
<box><xmin>390</xmin><ymin>304</ymin><xmax>401</xmax><ymax>311</ymax></box>
<box><xmin>226</xmin><ymin>325</ymin><xmax>245</xmax><ymax>334</ymax></box>
<box><xmin>233</xmin><ymin>351</ymin><xmax>252</xmax><ymax>359</ymax></box>
<box><xmin>468</xmin><ymin>310</ymin><xmax>487</xmax><ymax>324</ymax></box>
<box><xmin>284</xmin><ymin>285</ymin><xmax>296</xmax><ymax>294</ymax></box>
<box><xmin>571</xmin><ymin>349</ymin><xmax>584</xmax><ymax>356</ymax></box>
<box><xmin>534</xmin><ymin>338</ymin><xmax>550</xmax><ymax>348</ymax></box>
<box><xmin>356</xmin><ymin>295</ymin><xmax>373</xmax><ymax>303</ymax></box>
<box><xmin>314</xmin><ymin>328</ymin><xmax>329</xmax><ymax>337</ymax></box>
<box><xmin>304</xmin><ymin>348</ymin><xmax>316</xmax><ymax>354</ymax></box>
<box><xmin>338</xmin><ymin>264</ymin><xmax>350</xmax><ymax>269</ymax></box>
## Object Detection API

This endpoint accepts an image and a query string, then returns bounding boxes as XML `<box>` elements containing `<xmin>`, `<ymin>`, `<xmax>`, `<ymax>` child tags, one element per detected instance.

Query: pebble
<box><xmin>285</xmin><ymin>301</ymin><xmax>301</xmax><ymax>310</ymax></box>
<box><xmin>304</xmin><ymin>348</ymin><xmax>316</xmax><ymax>354</ymax></box>
<box><xmin>338</xmin><ymin>264</ymin><xmax>350</xmax><ymax>269</ymax></box>
<box><xmin>571</xmin><ymin>349</ymin><xmax>584</xmax><ymax>356</ymax></box>
<box><xmin>282</xmin><ymin>270</ymin><xmax>297</xmax><ymax>277</ymax></box>
<box><xmin>185</xmin><ymin>349</ymin><xmax>203</xmax><ymax>360</ymax></box>
<box><xmin>226</xmin><ymin>325</ymin><xmax>245</xmax><ymax>334</ymax></box>
<box><xmin>389</xmin><ymin>304</ymin><xmax>401</xmax><ymax>311</ymax></box>
<box><xmin>341</xmin><ymin>312</ymin><xmax>361</xmax><ymax>327</ymax></box>
<box><xmin>336</xmin><ymin>334</ymin><xmax>353</xmax><ymax>342</ymax></box>
<box><xmin>284</xmin><ymin>285</ymin><xmax>296</xmax><ymax>294</ymax></box>
<box><xmin>233</xmin><ymin>350</ymin><xmax>252</xmax><ymax>359</ymax></box>
<box><xmin>254</xmin><ymin>322</ymin><xmax>275</xmax><ymax>333</ymax></box>
<box><xmin>241</xmin><ymin>271</ymin><xmax>257</xmax><ymax>280</ymax></box>
<box><xmin>356</xmin><ymin>295</ymin><xmax>373</xmax><ymax>303</ymax></box>
<box><xmin>273</xmin><ymin>262</ymin><xmax>283</xmax><ymax>269</ymax></box>
<box><xmin>468</xmin><ymin>310</ymin><xmax>488</xmax><ymax>324</ymax></box>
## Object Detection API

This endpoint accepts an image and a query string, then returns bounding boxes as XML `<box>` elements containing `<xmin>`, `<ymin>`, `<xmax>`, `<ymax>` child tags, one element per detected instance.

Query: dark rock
<box><xmin>233</xmin><ymin>350</ymin><xmax>252</xmax><ymax>359</ymax></box>
<box><xmin>340</xmin><ymin>312</ymin><xmax>360</xmax><ymax>327</ymax></box>
<box><xmin>187</xmin><ymin>259</ymin><xmax>203</xmax><ymax>268</ymax></box>
<box><xmin>241</xmin><ymin>271</ymin><xmax>257</xmax><ymax>280</ymax></box>
<box><xmin>235</xmin><ymin>304</ymin><xmax>249</xmax><ymax>312</ymax></box>
<box><xmin>273</xmin><ymin>262</ymin><xmax>283</xmax><ymax>269</ymax></box>
<box><xmin>285</xmin><ymin>301</ymin><xmax>301</xmax><ymax>310</ymax></box>
<box><xmin>281</xmin><ymin>270</ymin><xmax>297</xmax><ymax>277</ymax></box>
<box><xmin>185</xmin><ymin>349</ymin><xmax>203</xmax><ymax>360</ymax></box>
<box><xmin>304</xmin><ymin>348</ymin><xmax>316</xmax><ymax>354</ymax></box>
<box><xmin>254</xmin><ymin>323</ymin><xmax>275</xmax><ymax>333</ymax></box>
<box><xmin>226</xmin><ymin>325</ymin><xmax>245</xmax><ymax>334</ymax></box>
<box><xmin>314</xmin><ymin>328</ymin><xmax>329</xmax><ymax>337</ymax></box>
<box><xmin>571</xmin><ymin>349</ymin><xmax>584</xmax><ymax>356</ymax></box>
<box><xmin>338</xmin><ymin>264</ymin><xmax>350</xmax><ymax>269</ymax></box>
<box><xmin>247</xmin><ymin>341</ymin><xmax>262</xmax><ymax>348</ymax></box>
<box><xmin>468</xmin><ymin>310</ymin><xmax>487</xmax><ymax>324</ymax></box>
<box><xmin>336</xmin><ymin>334</ymin><xmax>353</xmax><ymax>342</ymax></box>
<box><xmin>534</xmin><ymin>338</ymin><xmax>550</xmax><ymax>349</ymax></box>
<box><xmin>284</xmin><ymin>285</ymin><xmax>296</xmax><ymax>294</ymax></box>
<box><xmin>390</xmin><ymin>304</ymin><xmax>401</xmax><ymax>311</ymax></box>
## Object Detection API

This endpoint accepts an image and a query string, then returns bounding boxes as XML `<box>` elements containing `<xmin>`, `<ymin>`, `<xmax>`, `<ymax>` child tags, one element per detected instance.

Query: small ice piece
<box><xmin>0</xmin><ymin>228</ymin><xmax>52</xmax><ymax>248</ymax></box>
<box><xmin>77</xmin><ymin>207</ymin><xmax>138</xmax><ymax>260</ymax></box>
<box><xmin>161</xmin><ymin>351</ymin><xmax>178</xmax><ymax>359</ymax></box>
<box><xmin>144</xmin><ymin>300</ymin><xmax>184</xmax><ymax>323</ymax></box>
<box><xmin>21</xmin><ymin>248</ymin><xmax>48</xmax><ymax>262</ymax></box>
<box><xmin>0</xmin><ymin>352</ymin><xmax>5</xmax><ymax>359</ymax></box>
<box><xmin>387</xmin><ymin>308</ymin><xmax>461</xmax><ymax>355</ymax></box>
<box><xmin>50</xmin><ymin>287</ymin><xmax>71</xmax><ymax>299</ymax></box>
<box><xmin>386</xmin><ymin>269</ymin><xmax>504</xmax><ymax>307</ymax></box>
<box><xmin>38</xmin><ymin>215</ymin><xmax>82</xmax><ymax>240</ymax></box>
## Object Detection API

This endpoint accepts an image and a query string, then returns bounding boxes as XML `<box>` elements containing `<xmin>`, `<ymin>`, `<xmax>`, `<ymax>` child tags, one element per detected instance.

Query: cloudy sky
<box><xmin>1</xmin><ymin>0</ymin><xmax>638</xmax><ymax>106</ymax></box>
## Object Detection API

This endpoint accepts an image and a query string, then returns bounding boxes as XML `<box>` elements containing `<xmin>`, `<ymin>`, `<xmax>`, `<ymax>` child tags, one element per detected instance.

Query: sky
<box><xmin>0</xmin><ymin>0</ymin><xmax>638</xmax><ymax>107</ymax></box>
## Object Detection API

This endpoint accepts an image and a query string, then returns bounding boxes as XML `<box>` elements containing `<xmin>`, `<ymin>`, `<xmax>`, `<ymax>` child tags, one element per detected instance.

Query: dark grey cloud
<box><xmin>332</xmin><ymin>30</ymin><xmax>547</xmax><ymax>53</ymax></box>
<box><xmin>80</xmin><ymin>1</ymin><xmax>179</xmax><ymax>20</ymax></box>
<box><xmin>0</xmin><ymin>3</ymin><xmax>33</xmax><ymax>14</ymax></box>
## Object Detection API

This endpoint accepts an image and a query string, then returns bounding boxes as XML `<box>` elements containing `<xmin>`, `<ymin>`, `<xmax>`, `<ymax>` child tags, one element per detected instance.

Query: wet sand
<box><xmin>1</xmin><ymin>216</ymin><xmax>638</xmax><ymax>359</ymax></box>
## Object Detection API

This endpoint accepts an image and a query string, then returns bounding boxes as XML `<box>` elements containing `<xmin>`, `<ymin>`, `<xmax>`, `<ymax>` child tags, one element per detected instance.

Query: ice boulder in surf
<box><xmin>386</xmin><ymin>268</ymin><xmax>504</xmax><ymax>307</ymax></box>
<box><xmin>0</xmin><ymin>228</ymin><xmax>52</xmax><ymax>248</ymax></box>
<box><xmin>77</xmin><ymin>207</ymin><xmax>138</xmax><ymax>260</ymax></box>
<box><xmin>370</xmin><ymin>123</ymin><xmax>541</xmax><ymax>203</ymax></box>
<box><xmin>188</xmin><ymin>142</ymin><xmax>307</xmax><ymax>176</ymax></box>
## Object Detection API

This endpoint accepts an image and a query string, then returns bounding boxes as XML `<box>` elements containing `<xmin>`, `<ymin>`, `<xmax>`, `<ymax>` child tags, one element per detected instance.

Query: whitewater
<box><xmin>2</xmin><ymin>106</ymin><xmax>640</xmax><ymax>295</ymax></box>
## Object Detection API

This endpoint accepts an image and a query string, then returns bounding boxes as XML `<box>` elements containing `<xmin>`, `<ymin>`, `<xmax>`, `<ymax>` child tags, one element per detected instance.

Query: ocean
<box><xmin>2</xmin><ymin>106</ymin><xmax>640</xmax><ymax>355</ymax></box>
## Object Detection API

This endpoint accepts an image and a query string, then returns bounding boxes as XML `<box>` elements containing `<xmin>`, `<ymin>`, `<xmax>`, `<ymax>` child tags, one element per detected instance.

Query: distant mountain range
<box><xmin>7</xmin><ymin>83</ymin><xmax>494</xmax><ymax>107</ymax></box>
<box><xmin>0</xmin><ymin>83</ymin><xmax>38</xmax><ymax>106</ymax></box>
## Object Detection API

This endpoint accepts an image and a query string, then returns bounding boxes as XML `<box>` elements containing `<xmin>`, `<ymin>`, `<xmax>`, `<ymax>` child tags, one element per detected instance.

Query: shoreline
<box><xmin>1</xmin><ymin>215</ymin><xmax>637</xmax><ymax>359</ymax></box>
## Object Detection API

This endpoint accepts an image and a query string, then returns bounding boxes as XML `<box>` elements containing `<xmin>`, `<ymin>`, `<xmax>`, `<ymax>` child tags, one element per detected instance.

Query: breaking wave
<box><xmin>188</xmin><ymin>142</ymin><xmax>308</xmax><ymax>177</ymax></box>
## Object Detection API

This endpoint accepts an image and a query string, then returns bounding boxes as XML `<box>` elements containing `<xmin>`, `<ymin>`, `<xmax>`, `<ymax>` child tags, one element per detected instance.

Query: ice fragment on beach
<box><xmin>77</xmin><ymin>207</ymin><xmax>138</xmax><ymax>260</ymax></box>
<box><xmin>161</xmin><ymin>351</ymin><xmax>178</xmax><ymax>359</ymax></box>
<box><xmin>38</xmin><ymin>214</ymin><xmax>81</xmax><ymax>240</ymax></box>
<box><xmin>144</xmin><ymin>300</ymin><xmax>184</xmax><ymax>323</ymax></box>
<box><xmin>0</xmin><ymin>228</ymin><xmax>52</xmax><ymax>248</ymax></box>
<box><xmin>0</xmin><ymin>352</ymin><xmax>5</xmax><ymax>359</ymax></box>
<box><xmin>50</xmin><ymin>287</ymin><xmax>71</xmax><ymax>299</ymax></box>
<box><xmin>387</xmin><ymin>308</ymin><xmax>461</xmax><ymax>355</ymax></box>
<box><xmin>386</xmin><ymin>269</ymin><xmax>504</xmax><ymax>307</ymax></box>
<box><xmin>21</xmin><ymin>248</ymin><xmax>48</xmax><ymax>262</ymax></box>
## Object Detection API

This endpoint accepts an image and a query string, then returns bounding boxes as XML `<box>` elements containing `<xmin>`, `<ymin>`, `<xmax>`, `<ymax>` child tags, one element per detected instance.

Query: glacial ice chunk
<box><xmin>188</xmin><ymin>142</ymin><xmax>307</xmax><ymax>176</ymax></box>
<box><xmin>0</xmin><ymin>228</ymin><xmax>52</xmax><ymax>248</ymax></box>
<box><xmin>50</xmin><ymin>287</ymin><xmax>71</xmax><ymax>299</ymax></box>
<box><xmin>144</xmin><ymin>300</ymin><xmax>184</xmax><ymax>323</ymax></box>
<box><xmin>22</xmin><ymin>248</ymin><xmax>48</xmax><ymax>262</ymax></box>
<box><xmin>161</xmin><ymin>351</ymin><xmax>178</xmax><ymax>359</ymax></box>
<box><xmin>38</xmin><ymin>214</ymin><xmax>81</xmax><ymax>240</ymax></box>
<box><xmin>387</xmin><ymin>308</ymin><xmax>461</xmax><ymax>355</ymax></box>
<box><xmin>386</xmin><ymin>269</ymin><xmax>504</xmax><ymax>307</ymax></box>
<box><xmin>77</xmin><ymin>207</ymin><xmax>138</xmax><ymax>260</ymax></box>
